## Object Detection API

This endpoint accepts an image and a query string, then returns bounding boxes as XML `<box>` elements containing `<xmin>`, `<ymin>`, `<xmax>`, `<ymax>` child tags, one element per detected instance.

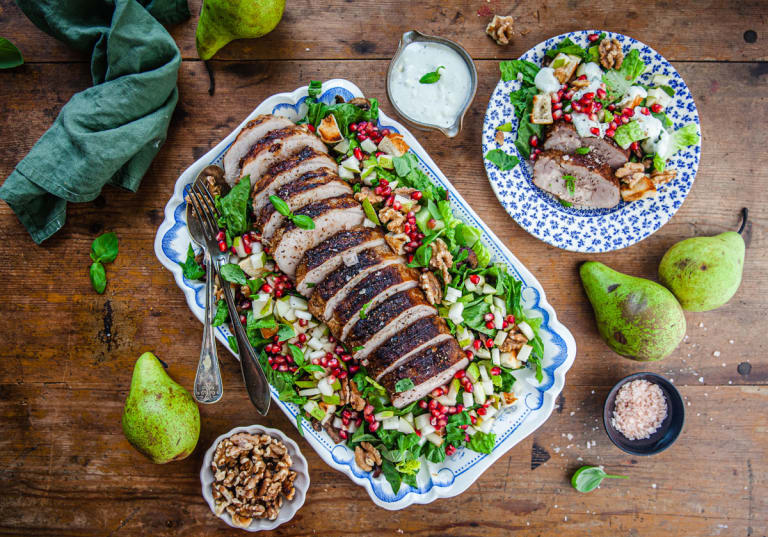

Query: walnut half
<box><xmin>599</xmin><ymin>38</ymin><xmax>624</xmax><ymax>70</ymax></box>
<box><xmin>419</xmin><ymin>271</ymin><xmax>443</xmax><ymax>305</ymax></box>
<box><xmin>429</xmin><ymin>238</ymin><xmax>453</xmax><ymax>284</ymax></box>
<box><xmin>486</xmin><ymin>15</ymin><xmax>514</xmax><ymax>46</ymax></box>
<box><xmin>354</xmin><ymin>442</ymin><xmax>382</xmax><ymax>472</ymax></box>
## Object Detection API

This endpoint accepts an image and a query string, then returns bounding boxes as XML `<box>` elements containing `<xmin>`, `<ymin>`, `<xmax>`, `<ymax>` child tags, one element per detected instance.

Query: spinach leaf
<box><xmin>444</xmin><ymin>411</ymin><xmax>471</xmax><ymax>447</ymax></box>
<box><xmin>218</xmin><ymin>175</ymin><xmax>251</xmax><ymax>236</ymax></box>
<box><xmin>308</xmin><ymin>80</ymin><xmax>322</xmax><ymax>99</ymax></box>
<box><xmin>485</xmin><ymin>149</ymin><xmax>519</xmax><ymax>171</ymax></box>
<box><xmin>219</xmin><ymin>263</ymin><xmax>247</xmax><ymax>285</ymax></box>
<box><xmin>179</xmin><ymin>244</ymin><xmax>205</xmax><ymax>280</ymax></box>
<box><xmin>212</xmin><ymin>299</ymin><xmax>228</xmax><ymax>327</ymax></box>
<box><xmin>287</xmin><ymin>343</ymin><xmax>305</xmax><ymax>367</ymax></box>
<box><xmin>563</xmin><ymin>174</ymin><xmax>576</xmax><ymax>196</ymax></box>
<box><xmin>571</xmin><ymin>466</ymin><xmax>628</xmax><ymax>493</ymax></box>
<box><xmin>515</xmin><ymin>119</ymin><xmax>545</xmax><ymax>160</ymax></box>
<box><xmin>277</xmin><ymin>323</ymin><xmax>295</xmax><ymax>342</ymax></box>
<box><xmin>421</xmin><ymin>441</ymin><xmax>446</xmax><ymax>463</ymax></box>
<box><xmin>467</xmin><ymin>431</ymin><xmax>496</xmax><ymax>454</ymax></box>
<box><xmin>419</xmin><ymin>66</ymin><xmax>445</xmax><ymax>84</ymax></box>
<box><xmin>91</xmin><ymin>232</ymin><xmax>119</xmax><ymax>263</ymax></box>
<box><xmin>0</xmin><ymin>37</ymin><xmax>23</xmax><ymax>69</ymax></box>
<box><xmin>381</xmin><ymin>460</ymin><xmax>402</xmax><ymax>493</ymax></box>
<box><xmin>499</xmin><ymin>59</ymin><xmax>540</xmax><ymax>84</ymax></box>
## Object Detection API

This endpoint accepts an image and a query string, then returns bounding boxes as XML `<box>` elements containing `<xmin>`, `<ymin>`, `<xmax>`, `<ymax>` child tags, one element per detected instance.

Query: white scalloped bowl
<box><xmin>200</xmin><ymin>425</ymin><xmax>310</xmax><ymax>532</ymax></box>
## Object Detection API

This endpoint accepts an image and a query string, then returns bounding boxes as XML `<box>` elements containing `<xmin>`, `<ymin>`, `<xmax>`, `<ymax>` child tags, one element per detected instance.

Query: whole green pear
<box><xmin>122</xmin><ymin>352</ymin><xmax>200</xmax><ymax>463</ymax></box>
<box><xmin>580</xmin><ymin>262</ymin><xmax>686</xmax><ymax>361</ymax></box>
<box><xmin>658</xmin><ymin>211</ymin><xmax>746</xmax><ymax>311</ymax></box>
<box><xmin>196</xmin><ymin>0</ymin><xmax>286</xmax><ymax>60</ymax></box>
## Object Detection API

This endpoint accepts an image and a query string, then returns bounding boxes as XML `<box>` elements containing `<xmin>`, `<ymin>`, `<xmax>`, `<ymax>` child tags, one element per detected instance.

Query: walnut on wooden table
<box><xmin>210</xmin><ymin>432</ymin><xmax>297</xmax><ymax>528</ymax></box>
<box><xmin>486</xmin><ymin>15</ymin><xmax>514</xmax><ymax>45</ymax></box>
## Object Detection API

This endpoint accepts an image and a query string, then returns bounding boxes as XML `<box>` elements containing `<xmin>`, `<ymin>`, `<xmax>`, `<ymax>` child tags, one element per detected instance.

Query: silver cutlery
<box><xmin>187</xmin><ymin>171</ymin><xmax>272</xmax><ymax>415</ymax></box>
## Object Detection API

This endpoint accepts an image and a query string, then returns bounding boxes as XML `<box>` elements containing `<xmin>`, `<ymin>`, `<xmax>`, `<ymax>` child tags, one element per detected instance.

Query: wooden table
<box><xmin>1</xmin><ymin>1</ymin><xmax>766</xmax><ymax>535</ymax></box>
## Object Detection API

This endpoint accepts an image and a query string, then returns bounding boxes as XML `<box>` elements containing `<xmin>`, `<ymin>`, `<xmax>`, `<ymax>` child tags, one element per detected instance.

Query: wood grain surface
<box><xmin>0</xmin><ymin>0</ymin><xmax>766</xmax><ymax>535</ymax></box>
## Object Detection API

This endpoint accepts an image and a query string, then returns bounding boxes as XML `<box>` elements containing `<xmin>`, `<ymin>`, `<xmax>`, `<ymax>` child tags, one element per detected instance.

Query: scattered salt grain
<box><xmin>729</xmin><ymin>339</ymin><xmax>734</xmax><ymax>344</ymax></box>
<box><xmin>611</xmin><ymin>379</ymin><xmax>668</xmax><ymax>441</ymax></box>
<box><xmin>698</xmin><ymin>322</ymin><xmax>705</xmax><ymax>328</ymax></box>
<box><xmin>566</xmin><ymin>433</ymin><xmax>574</xmax><ymax>441</ymax></box>
<box><xmin>713</xmin><ymin>350</ymin><xmax>721</xmax><ymax>357</ymax></box>
<box><xmin>652</xmin><ymin>483</ymin><xmax>657</xmax><ymax>489</ymax></box>
<box><xmin>698</xmin><ymin>377</ymin><xmax>704</xmax><ymax>383</ymax></box>
<box><xmin>570</xmin><ymin>411</ymin><xmax>575</xmax><ymax>416</ymax></box>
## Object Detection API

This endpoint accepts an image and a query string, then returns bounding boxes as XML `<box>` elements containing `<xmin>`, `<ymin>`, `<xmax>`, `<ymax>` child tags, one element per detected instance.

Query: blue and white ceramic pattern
<box><xmin>154</xmin><ymin>80</ymin><xmax>576</xmax><ymax>510</ymax></box>
<box><xmin>482</xmin><ymin>31</ymin><xmax>701</xmax><ymax>252</ymax></box>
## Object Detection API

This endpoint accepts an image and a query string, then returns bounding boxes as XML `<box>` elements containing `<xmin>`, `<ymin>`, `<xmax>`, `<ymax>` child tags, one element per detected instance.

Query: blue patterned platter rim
<box><xmin>482</xmin><ymin>30</ymin><xmax>701</xmax><ymax>253</ymax></box>
<box><xmin>154</xmin><ymin>80</ymin><xmax>576</xmax><ymax>510</ymax></box>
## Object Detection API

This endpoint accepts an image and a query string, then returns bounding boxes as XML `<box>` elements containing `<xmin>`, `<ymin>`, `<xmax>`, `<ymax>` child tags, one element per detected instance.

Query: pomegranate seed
<box><xmin>590</xmin><ymin>127</ymin><xmax>600</xmax><ymax>136</ymax></box>
<box><xmin>357</xmin><ymin>133</ymin><xmax>368</xmax><ymax>141</ymax></box>
<box><xmin>583</xmin><ymin>92</ymin><xmax>595</xmax><ymax>101</ymax></box>
<box><xmin>260</xmin><ymin>283</ymin><xmax>272</xmax><ymax>294</ymax></box>
<box><xmin>552</xmin><ymin>109</ymin><xmax>563</xmax><ymax>120</ymax></box>
<box><xmin>431</xmin><ymin>387</ymin><xmax>445</xmax><ymax>398</ymax></box>
<box><xmin>651</xmin><ymin>103</ymin><xmax>663</xmax><ymax>113</ymax></box>
<box><xmin>218</xmin><ymin>241</ymin><xmax>227</xmax><ymax>252</ymax></box>
<box><xmin>564</xmin><ymin>90</ymin><xmax>574</xmax><ymax>100</ymax></box>
<box><xmin>349</xmin><ymin>123</ymin><xmax>358</xmax><ymax>132</ymax></box>
<box><xmin>588</xmin><ymin>33</ymin><xmax>600</xmax><ymax>42</ymax></box>
<box><xmin>215</xmin><ymin>230</ymin><xmax>225</xmax><ymax>241</ymax></box>
<box><xmin>484</xmin><ymin>313</ymin><xmax>494</xmax><ymax>322</ymax></box>
<box><xmin>411</xmin><ymin>191</ymin><xmax>423</xmax><ymax>201</ymax></box>
<box><xmin>473</xmin><ymin>339</ymin><xmax>482</xmax><ymax>350</ymax></box>
<box><xmin>502</xmin><ymin>320</ymin><xmax>509</xmax><ymax>329</ymax></box>
<box><xmin>578</xmin><ymin>74</ymin><xmax>587</xmax><ymax>81</ymax></box>
<box><xmin>464</xmin><ymin>382</ymin><xmax>473</xmax><ymax>393</ymax></box>
<box><xmin>597</xmin><ymin>88</ymin><xmax>607</xmax><ymax>99</ymax></box>
<box><xmin>353</xmin><ymin>147</ymin><xmax>363</xmax><ymax>161</ymax></box>
<box><xmin>386</xmin><ymin>195</ymin><xmax>394</xmax><ymax>207</ymax></box>
<box><xmin>306</xmin><ymin>123</ymin><xmax>316</xmax><ymax>132</ymax></box>
<box><xmin>357</xmin><ymin>122</ymin><xmax>368</xmax><ymax>130</ymax></box>
<box><xmin>594</xmin><ymin>102</ymin><xmax>602</xmax><ymax>111</ymax></box>
<box><xmin>621</xmin><ymin>116</ymin><xmax>630</xmax><ymax>124</ymax></box>
<box><xmin>485</xmin><ymin>339</ymin><xmax>494</xmax><ymax>349</ymax></box>
<box><xmin>485</xmin><ymin>321</ymin><xmax>495</xmax><ymax>330</ymax></box>
<box><xmin>454</xmin><ymin>370</ymin><xmax>466</xmax><ymax>379</ymax></box>
<box><xmin>429</xmin><ymin>399</ymin><xmax>439</xmax><ymax>410</ymax></box>
<box><xmin>379</xmin><ymin>179</ymin><xmax>389</xmax><ymax>188</ymax></box>
<box><xmin>564</xmin><ymin>113</ymin><xmax>572</xmax><ymax>122</ymax></box>
<box><xmin>374</xmin><ymin>186</ymin><xmax>383</xmax><ymax>196</ymax></box>
<box><xmin>364</xmin><ymin>413</ymin><xmax>374</xmax><ymax>423</ymax></box>
<box><xmin>299</xmin><ymin>318</ymin><xmax>308</xmax><ymax>327</ymax></box>
<box><xmin>610</xmin><ymin>121</ymin><xmax>618</xmax><ymax>130</ymax></box>
<box><xmin>641</xmin><ymin>107</ymin><xmax>650</xmax><ymax>116</ymax></box>
<box><xmin>456</xmin><ymin>404</ymin><xmax>464</xmax><ymax>413</ymax></box>
<box><xmin>465</xmin><ymin>350</ymin><xmax>474</xmax><ymax>361</ymax></box>
<box><xmin>552</xmin><ymin>102</ymin><xmax>563</xmax><ymax>111</ymax></box>
<box><xmin>530</xmin><ymin>152</ymin><xmax>538</xmax><ymax>161</ymax></box>
<box><xmin>608</xmin><ymin>104</ymin><xmax>616</xmax><ymax>111</ymax></box>
<box><xmin>408</xmin><ymin>240</ymin><xmax>419</xmax><ymax>249</ymax></box>
<box><xmin>271</xmin><ymin>363</ymin><xmax>278</xmax><ymax>370</ymax></box>
<box><xmin>277</xmin><ymin>364</ymin><xmax>288</xmax><ymax>372</ymax></box>
<box><xmin>550</xmin><ymin>93</ymin><xmax>560</xmax><ymax>104</ymax></box>
<box><xmin>419</xmin><ymin>400</ymin><xmax>428</xmax><ymax>409</ymax></box>
<box><xmin>342</xmin><ymin>416</ymin><xmax>350</xmax><ymax>426</ymax></box>
<box><xmin>437</xmin><ymin>418</ymin><xmax>447</xmax><ymax>428</ymax></box>
<box><xmin>470</xmin><ymin>415</ymin><xmax>477</xmax><ymax>425</ymax></box>
<box><xmin>606</xmin><ymin>129</ymin><xmax>615</xmax><ymax>137</ymax></box>
<box><xmin>572</xmin><ymin>102</ymin><xmax>582</xmax><ymax>113</ymax></box>
<box><xmin>381</xmin><ymin>129</ymin><xmax>391</xmax><ymax>137</ymax></box>
<box><xmin>275</xmin><ymin>289</ymin><xmax>283</xmax><ymax>297</ymax></box>
<box><xmin>356</xmin><ymin>417</ymin><xmax>363</xmax><ymax>427</ymax></box>
<box><xmin>630</xmin><ymin>141</ymin><xmax>639</xmax><ymax>151</ymax></box>
<box><xmin>393</xmin><ymin>201</ymin><xmax>402</xmax><ymax>211</ymax></box>
<box><xmin>363</xmin><ymin>404</ymin><xmax>374</xmax><ymax>416</ymax></box>
<box><xmin>341</xmin><ymin>353</ymin><xmax>352</xmax><ymax>362</ymax></box>
<box><xmin>623</xmin><ymin>107</ymin><xmax>634</xmax><ymax>117</ymax></box>
<box><xmin>349</xmin><ymin>364</ymin><xmax>359</xmax><ymax>373</ymax></box>
<box><xmin>369</xmin><ymin>421</ymin><xmax>380</xmax><ymax>432</ymax></box>
<box><xmin>491</xmin><ymin>367</ymin><xmax>501</xmax><ymax>376</ymax></box>
<box><xmin>477</xmin><ymin>407</ymin><xmax>487</xmax><ymax>416</ymax></box>
<box><xmin>338</xmin><ymin>429</ymin><xmax>348</xmax><ymax>440</ymax></box>
<box><xmin>469</xmin><ymin>274</ymin><xmax>480</xmax><ymax>285</ymax></box>
<box><xmin>407</xmin><ymin>254</ymin><xmax>414</xmax><ymax>263</ymax></box>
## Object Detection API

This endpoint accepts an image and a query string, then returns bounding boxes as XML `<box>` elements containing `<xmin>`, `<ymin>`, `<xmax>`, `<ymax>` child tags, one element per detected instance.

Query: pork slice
<box><xmin>533</xmin><ymin>149</ymin><xmax>620</xmax><ymax>209</ymax></box>
<box><xmin>307</xmin><ymin>245</ymin><xmax>403</xmax><ymax>321</ymax></box>
<box><xmin>346</xmin><ymin>287</ymin><xmax>436</xmax><ymax>362</ymax></box>
<box><xmin>325</xmin><ymin>263</ymin><xmax>420</xmax><ymax>341</ymax></box>
<box><xmin>295</xmin><ymin>227</ymin><xmax>385</xmax><ymax>296</ymax></box>
<box><xmin>543</xmin><ymin>121</ymin><xmax>629</xmax><ymax>169</ymax></box>
<box><xmin>268</xmin><ymin>196</ymin><xmax>364</xmax><ymax>278</ymax></box>
<box><xmin>379</xmin><ymin>338</ymin><xmax>468</xmax><ymax>408</ymax></box>
<box><xmin>366</xmin><ymin>315</ymin><xmax>453</xmax><ymax>380</ymax></box>
<box><xmin>257</xmin><ymin>170</ymin><xmax>351</xmax><ymax>241</ymax></box>
<box><xmin>239</xmin><ymin>126</ymin><xmax>328</xmax><ymax>185</ymax></box>
<box><xmin>251</xmin><ymin>148</ymin><xmax>338</xmax><ymax>213</ymax></box>
<box><xmin>223</xmin><ymin>115</ymin><xmax>294</xmax><ymax>185</ymax></box>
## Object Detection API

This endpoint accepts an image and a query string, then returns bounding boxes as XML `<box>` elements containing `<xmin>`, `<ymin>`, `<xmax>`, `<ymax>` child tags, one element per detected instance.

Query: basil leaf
<box><xmin>291</xmin><ymin>214</ymin><xmax>315</xmax><ymax>230</ymax></box>
<box><xmin>308</xmin><ymin>80</ymin><xmax>322</xmax><ymax>99</ymax></box>
<box><xmin>91</xmin><ymin>232</ymin><xmax>119</xmax><ymax>263</ymax></box>
<box><xmin>212</xmin><ymin>299</ymin><xmax>228</xmax><ymax>327</ymax></box>
<box><xmin>0</xmin><ymin>37</ymin><xmax>23</xmax><ymax>69</ymax></box>
<box><xmin>563</xmin><ymin>174</ymin><xmax>576</xmax><ymax>196</ymax></box>
<box><xmin>219</xmin><ymin>263</ymin><xmax>247</xmax><ymax>285</ymax></box>
<box><xmin>559</xmin><ymin>199</ymin><xmax>573</xmax><ymax>207</ymax></box>
<box><xmin>358</xmin><ymin>300</ymin><xmax>373</xmax><ymax>320</ymax></box>
<box><xmin>575</xmin><ymin>147</ymin><xmax>591</xmax><ymax>155</ymax></box>
<box><xmin>89</xmin><ymin>262</ymin><xmax>106</xmax><ymax>294</ymax></box>
<box><xmin>179</xmin><ymin>244</ymin><xmax>205</xmax><ymax>280</ymax></box>
<box><xmin>247</xmin><ymin>277</ymin><xmax>265</xmax><ymax>296</ymax></box>
<box><xmin>571</xmin><ymin>466</ymin><xmax>628</xmax><ymax>493</ymax></box>
<box><xmin>277</xmin><ymin>323</ymin><xmax>295</xmax><ymax>342</ymax></box>
<box><xmin>394</xmin><ymin>378</ymin><xmax>414</xmax><ymax>393</ymax></box>
<box><xmin>269</xmin><ymin>195</ymin><xmax>291</xmax><ymax>216</ymax></box>
<box><xmin>218</xmin><ymin>175</ymin><xmax>251</xmax><ymax>236</ymax></box>
<box><xmin>484</xmin><ymin>149</ymin><xmax>519</xmax><ymax>171</ymax></box>
<box><xmin>288</xmin><ymin>343</ymin><xmax>305</xmax><ymax>367</ymax></box>
<box><xmin>419</xmin><ymin>66</ymin><xmax>444</xmax><ymax>84</ymax></box>
<box><xmin>411</xmin><ymin>243</ymin><xmax>432</xmax><ymax>268</ymax></box>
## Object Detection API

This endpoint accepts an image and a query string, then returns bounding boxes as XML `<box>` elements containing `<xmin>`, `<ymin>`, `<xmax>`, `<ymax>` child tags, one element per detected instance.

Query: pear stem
<box><xmin>205</xmin><ymin>60</ymin><xmax>216</xmax><ymax>96</ymax></box>
<box><xmin>737</xmin><ymin>207</ymin><xmax>748</xmax><ymax>235</ymax></box>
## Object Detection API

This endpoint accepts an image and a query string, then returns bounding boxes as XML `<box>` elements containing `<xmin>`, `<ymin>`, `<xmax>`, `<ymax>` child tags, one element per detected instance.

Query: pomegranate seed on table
<box><xmin>588</xmin><ymin>33</ymin><xmax>600</xmax><ymax>42</ymax></box>
<box><xmin>353</xmin><ymin>147</ymin><xmax>363</xmax><ymax>160</ymax></box>
<box><xmin>651</xmin><ymin>103</ymin><xmax>663</xmax><ymax>113</ymax></box>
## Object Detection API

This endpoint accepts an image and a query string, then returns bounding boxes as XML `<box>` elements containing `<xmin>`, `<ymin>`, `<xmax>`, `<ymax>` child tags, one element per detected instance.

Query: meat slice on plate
<box><xmin>533</xmin><ymin>149</ymin><xmax>620</xmax><ymax>209</ymax></box>
<box><xmin>239</xmin><ymin>125</ymin><xmax>328</xmax><ymax>185</ymax></box>
<box><xmin>326</xmin><ymin>263</ymin><xmax>420</xmax><ymax>341</ymax></box>
<box><xmin>307</xmin><ymin>244</ymin><xmax>403</xmax><ymax>321</ymax></box>
<box><xmin>543</xmin><ymin>121</ymin><xmax>629</xmax><ymax>169</ymax></box>
<box><xmin>345</xmin><ymin>287</ymin><xmax>435</xmax><ymax>363</ymax></box>
<box><xmin>251</xmin><ymin>147</ymin><xmax>338</xmax><ymax>213</ymax></box>
<box><xmin>365</xmin><ymin>315</ymin><xmax>454</xmax><ymax>381</ymax></box>
<box><xmin>379</xmin><ymin>338</ymin><xmax>469</xmax><ymax>409</ymax></box>
<box><xmin>222</xmin><ymin>115</ymin><xmax>294</xmax><ymax>185</ymax></box>
<box><xmin>295</xmin><ymin>227</ymin><xmax>386</xmax><ymax>296</ymax></box>
<box><xmin>268</xmin><ymin>195</ymin><xmax>364</xmax><ymax>278</ymax></box>
<box><xmin>255</xmin><ymin>169</ymin><xmax>351</xmax><ymax>241</ymax></box>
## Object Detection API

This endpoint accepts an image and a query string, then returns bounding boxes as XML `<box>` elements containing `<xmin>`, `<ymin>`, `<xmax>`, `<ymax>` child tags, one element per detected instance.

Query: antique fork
<box><xmin>187</xmin><ymin>180</ymin><xmax>271</xmax><ymax>415</ymax></box>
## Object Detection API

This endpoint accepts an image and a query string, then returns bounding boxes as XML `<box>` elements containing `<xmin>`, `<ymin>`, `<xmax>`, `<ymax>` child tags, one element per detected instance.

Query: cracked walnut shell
<box><xmin>486</xmin><ymin>15</ymin><xmax>514</xmax><ymax>46</ymax></box>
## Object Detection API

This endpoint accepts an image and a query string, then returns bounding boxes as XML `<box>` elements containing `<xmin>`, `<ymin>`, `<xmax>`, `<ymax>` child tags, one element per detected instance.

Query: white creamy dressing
<box><xmin>632</xmin><ymin>106</ymin><xmax>664</xmax><ymax>141</ymax></box>
<box><xmin>534</xmin><ymin>67</ymin><xmax>561</xmax><ymax>94</ymax></box>
<box><xmin>389</xmin><ymin>42</ymin><xmax>472</xmax><ymax>128</ymax></box>
<box><xmin>576</xmin><ymin>62</ymin><xmax>603</xmax><ymax>82</ymax></box>
<box><xmin>572</xmin><ymin>113</ymin><xmax>605</xmax><ymax>138</ymax></box>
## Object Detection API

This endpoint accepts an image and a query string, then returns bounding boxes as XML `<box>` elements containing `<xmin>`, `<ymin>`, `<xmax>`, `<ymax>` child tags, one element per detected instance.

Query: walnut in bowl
<box><xmin>200</xmin><ymin>425</ymin><xmax>309</xmax><ymax>532</ymax></box>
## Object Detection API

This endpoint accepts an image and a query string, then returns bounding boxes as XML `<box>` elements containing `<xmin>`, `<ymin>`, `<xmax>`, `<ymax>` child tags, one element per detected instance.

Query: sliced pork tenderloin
<box><xmin>345</xmin><ymin>288</ymin><xmax>436</xmax><ymax>362</ymax></box>
<box><xmin>379</xmin><ymin>338</ymin><xmax>469</xmax><ymax>408</ymax></box>
<box><xmin>251</xmin><ymin>148</ymin><xmax>338</xmax><ymax>213</ymax></box>
<box><xmin>307</xmin><ymin>245</ymin><xmax>403</xmax><ymax>321</ymax></box>
<box><xmin>365</xmin><ymin>315</ymin><xmax>454</xmax><ymax>380</ymax></box>
<box><xmin>295</xmin><ymin>227</ymin><xmax>386</xmax><ymax>296</ymax></box>
<box><xmin>269</xmin><ymin>196</ymin><xmax>364</xmax><ymax>278</ymax></box>
<box><xmin>222</xmin><ymin>115</ymin><xmax>294</xmax><ymax>185</ymax></box>
<box><xmin>543</xmin><ymin>121</ymin><xmax>629</xmax><ymax>169</ymax></box>
<box><xmin>533</xmin><ymin>149</ymin><xmax>620</xmax><ymax>209</ymax></box>
<box><xmin>239</xmin><ymin>126</ymin><xmax>328</xmax><ymax>185</ymax></box>
<box><xmin>256</xmin><ymin>169</ymin><xmax>351</xmax><ymax>241</ymax></box>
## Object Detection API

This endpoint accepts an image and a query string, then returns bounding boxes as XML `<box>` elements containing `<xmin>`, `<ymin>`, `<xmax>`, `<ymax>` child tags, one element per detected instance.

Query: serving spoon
<box><xmin>188</xmin><ymin>166</ymin><xmax>225</xmax><ymax>404</ymax></box>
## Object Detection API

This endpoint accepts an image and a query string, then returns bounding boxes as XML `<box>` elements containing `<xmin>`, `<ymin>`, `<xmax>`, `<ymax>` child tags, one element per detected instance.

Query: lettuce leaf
<box><xmin>602</xmin><ymin>49</ymin><xmax>646</xmax><ymax>99</ymax></box>
<box><xmin>467</xmin><ymin>431</ymin><xmax>496</xmax><ymax>454</ymax></box>
<box><xmin>545</xmin><ymin>37</ymin><xmax>589</xmax><ymax>62</ymax></box>
<box><xmin>612</xmin><ymin>120</ymin><xmax>647</xmax><ymax>149</ymax></box>
<box><xmin>484</xmin><ymin>149</ymin><xmax>519</xmax><ymax>171</ymax></box>
<box><xmin>657</xmin><ymin>123</ymin><xmax>700</xmax><ymax>161</ymax></box>
<box><xmin>499</xmin><ymin>59</ymin><xmax>540</xmax><ymax>84</ymax></box>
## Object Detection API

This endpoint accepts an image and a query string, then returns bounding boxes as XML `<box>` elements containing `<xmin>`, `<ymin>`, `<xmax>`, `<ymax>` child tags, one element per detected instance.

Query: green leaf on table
<box><xmin>219</xmin><ymin>263</ymin><xmax>247</xmax><ymax>285</ymax></box>
<box><xmin>485</xmin><ymin>149</ymin><xmax>519</xmax><ymax>171</ymax></box>
<box><xmin>218</xmin><ymin>175</ymin><xmax>251</xmax><ymax>236</ymax></box>
<box><xmin>0</xmin><ymin>37</ymin><xmax>23</xmax><ymax>69</ymax></box>
<box><xmin>90</xmin><ymin>232</ymin><xmax>119</xmax><ymax>263</ymax></box>
<box><xmin>89</xmin><ymin>262</ymin><xmax>106</xmax><ymax>294</ymax></box>
<box><xmin>394</xmin><ymin>378</ymin><xmax>415</xmax><ymax>393</ymax></box>
<box><xmin>179</xmin><ymin>244</ymin><xmax>205</xmax><ymax>280</ymax></box>
<box><xmin>419</xmin><ymin>66</ymin><xmax>445</xmax><ymax>84</ymax></box>
<box><xmin>291</xmin><ymin>214</ymin><xmax>315</xmax><ymax>230</ymax></box>
<box><xmin>571</xmin><ymin>465</ymin><xmax>628</xmax><ymax>493</ymax></box>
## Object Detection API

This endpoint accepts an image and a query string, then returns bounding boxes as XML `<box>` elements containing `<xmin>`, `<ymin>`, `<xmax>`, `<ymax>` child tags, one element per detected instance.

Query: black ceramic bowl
<box><xmin>603</xmin><ymin>372</ymin><xmax>684</xmax><ymax>456</ymax></box>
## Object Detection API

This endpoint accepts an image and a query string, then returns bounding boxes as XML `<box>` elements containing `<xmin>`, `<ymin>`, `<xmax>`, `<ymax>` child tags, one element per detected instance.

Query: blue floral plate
<box><xmin>482</xmin><ymin>31</ymin><xmax>701</xmax><ymax>252</ymax></box>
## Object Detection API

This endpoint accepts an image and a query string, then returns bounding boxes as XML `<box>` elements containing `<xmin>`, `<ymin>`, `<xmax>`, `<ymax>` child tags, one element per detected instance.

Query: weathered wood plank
<box><xmin>1</xmin><ymin>0</ymin><xmax>766</xmax><ymax>63</ymax></box>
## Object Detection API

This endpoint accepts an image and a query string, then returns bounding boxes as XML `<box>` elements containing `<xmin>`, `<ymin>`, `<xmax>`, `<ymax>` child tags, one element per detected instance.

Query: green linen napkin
<box><xmin>0</xmin><ymin>0</ymin><xmax>190</xmax><ymax>244</ymax></box>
